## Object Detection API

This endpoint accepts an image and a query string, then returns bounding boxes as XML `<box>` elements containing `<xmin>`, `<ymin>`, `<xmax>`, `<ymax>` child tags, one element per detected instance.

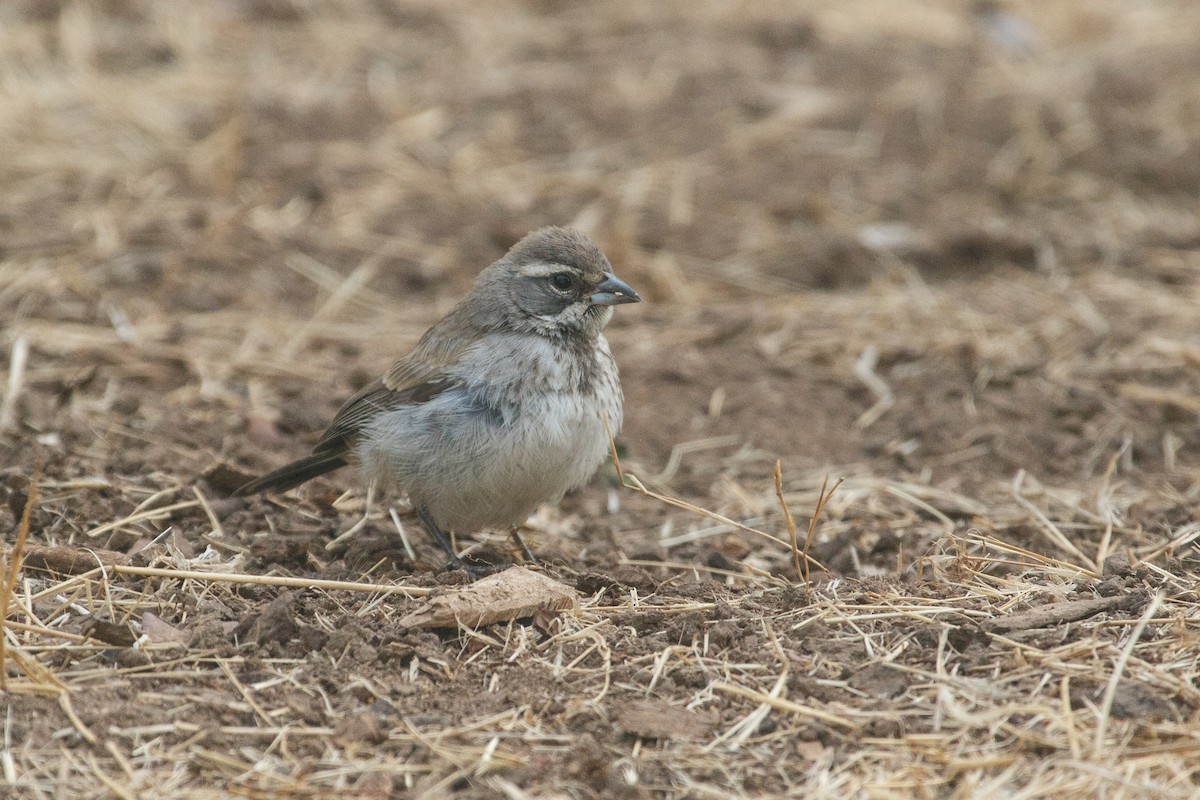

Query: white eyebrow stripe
<box><xmin>519</xmin><ymin>261</ymin><xmax>573</xmax><ymax>277</ymax></box>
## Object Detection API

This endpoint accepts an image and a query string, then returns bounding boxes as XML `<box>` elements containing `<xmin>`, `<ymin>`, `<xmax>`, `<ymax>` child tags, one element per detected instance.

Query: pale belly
<box><xmin>356</xmin><ymin>387</ymin><xmax>620</xmax><ymax>532</ymax></box>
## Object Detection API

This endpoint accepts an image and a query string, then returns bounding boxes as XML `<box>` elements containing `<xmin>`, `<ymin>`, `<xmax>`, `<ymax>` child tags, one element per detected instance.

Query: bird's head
<box><xmin>473</xmin><ymin>227</ymin><xmax>641</xmax><ymax>338</ymax></box>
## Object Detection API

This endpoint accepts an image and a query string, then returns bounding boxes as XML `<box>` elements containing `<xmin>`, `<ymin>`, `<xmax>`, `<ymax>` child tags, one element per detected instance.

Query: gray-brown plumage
<box><xmin>236</xmin><ymin>227</ymin><xmax>640</xmax><ymax>569</ymax></box>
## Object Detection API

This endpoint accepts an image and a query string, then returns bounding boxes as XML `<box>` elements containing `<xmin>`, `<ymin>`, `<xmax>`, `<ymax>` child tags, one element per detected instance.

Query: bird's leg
<box><xmin>415</xmin><ymin>506</ymin><xmax>459</xmax><ymax>563</ymax></box>
<box><xmin>509</xmin><ymin>528</ymin><xmax>539</xmax><ymax>564</ymax></box>
<box><xmin>415</xmin><ymin>507</ymin><xmax>499</xmax><ymax>577</ymax></box>
<box><xmin>326</xmin><ymin>481</ymin><xmax>375</xmax><ymax>550</ymax></box>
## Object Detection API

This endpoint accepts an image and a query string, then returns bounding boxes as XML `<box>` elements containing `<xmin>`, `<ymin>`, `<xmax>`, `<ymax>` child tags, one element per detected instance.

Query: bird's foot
<box><xmin>509</xmin><ymin>529</ymin><xmax>540</xmax><ymax>565</ymax></box>
<box><xmin>441</xmin><ymin>555</ymin><xmax>508</xmax><ymax>580</ymax></box>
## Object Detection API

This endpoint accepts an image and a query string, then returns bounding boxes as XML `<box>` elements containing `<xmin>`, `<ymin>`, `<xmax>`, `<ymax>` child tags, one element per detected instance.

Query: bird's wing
<box><xmin>312</xmin><ymin>323</ymin><xmax>471</xmax><ymax>455</ymax></box>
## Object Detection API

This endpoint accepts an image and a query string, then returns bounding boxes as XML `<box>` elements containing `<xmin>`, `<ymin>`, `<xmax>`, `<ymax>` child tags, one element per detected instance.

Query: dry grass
<box><xmin>3</xmin><ymin>0</ymin><xmax>1200</xmax><ymax>798</ymax></box>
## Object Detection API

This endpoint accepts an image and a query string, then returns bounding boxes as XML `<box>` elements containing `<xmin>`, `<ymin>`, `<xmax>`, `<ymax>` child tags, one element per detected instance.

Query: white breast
<box><xmin>356</xmin><ymin>334</ymin><xmax>623</xmax><ymax>533</ymax></box>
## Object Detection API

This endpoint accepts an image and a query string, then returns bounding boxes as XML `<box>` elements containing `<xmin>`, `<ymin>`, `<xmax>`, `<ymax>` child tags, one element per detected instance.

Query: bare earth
<box><xmin>2</xmin><ymin>1</ymin><xmax>1200</xmax><ymax>798</ymax></box>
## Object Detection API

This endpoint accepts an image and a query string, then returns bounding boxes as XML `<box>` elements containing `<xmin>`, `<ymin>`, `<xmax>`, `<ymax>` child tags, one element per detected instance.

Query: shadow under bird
<box><xmin>235</xmin><ymin>227</ymin><xmax>641</xmax><ymax>572</ymax></box>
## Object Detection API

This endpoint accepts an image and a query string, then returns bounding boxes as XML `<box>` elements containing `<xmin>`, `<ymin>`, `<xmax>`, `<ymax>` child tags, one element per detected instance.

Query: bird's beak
<box><xmin>590</xmin><ymin>273</ymin><xmax>642</xmax><ymax>306</ymax></box>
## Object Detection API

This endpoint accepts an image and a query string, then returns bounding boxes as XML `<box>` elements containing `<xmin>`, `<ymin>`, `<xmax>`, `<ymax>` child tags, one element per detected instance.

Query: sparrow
<box><xmin>235</xmin><ymin>227</ymin><xmax>641</xmax><ymax>571</ymax></box>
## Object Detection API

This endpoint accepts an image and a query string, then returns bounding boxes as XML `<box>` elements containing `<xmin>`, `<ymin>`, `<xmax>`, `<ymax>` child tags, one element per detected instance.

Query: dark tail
<box><xmin>234</xmin><ymin>452</ymin><xmax>349</xmax><ymax>496</ymax></box>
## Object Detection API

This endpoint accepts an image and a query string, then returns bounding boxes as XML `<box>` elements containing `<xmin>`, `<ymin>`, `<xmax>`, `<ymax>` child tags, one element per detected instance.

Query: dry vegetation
<box><xmin>3</xmin><ymin>0</ymin><xmax>1200</xmax><ymax>797</ymax></box>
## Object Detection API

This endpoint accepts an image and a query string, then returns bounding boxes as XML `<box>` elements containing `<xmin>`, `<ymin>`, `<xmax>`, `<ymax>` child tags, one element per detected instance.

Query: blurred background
<box><xmin>5</xmin><ymin>0</ymin><xmax>1198</xmax><ymax>303</ymax></box>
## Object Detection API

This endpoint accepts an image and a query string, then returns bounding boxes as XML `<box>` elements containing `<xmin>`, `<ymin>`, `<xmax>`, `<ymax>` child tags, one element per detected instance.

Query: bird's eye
<box><xmin>549</xmin><ymin>272</ymin><xmax>575</xmax><ymax>292</ymax></box>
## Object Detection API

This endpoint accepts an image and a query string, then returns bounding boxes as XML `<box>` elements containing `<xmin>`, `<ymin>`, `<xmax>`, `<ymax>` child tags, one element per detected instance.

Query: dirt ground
<box><xmin>3</xmin><ymin>1</ymin><xmax>1200</xmax><ymax>797</ymax></box>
